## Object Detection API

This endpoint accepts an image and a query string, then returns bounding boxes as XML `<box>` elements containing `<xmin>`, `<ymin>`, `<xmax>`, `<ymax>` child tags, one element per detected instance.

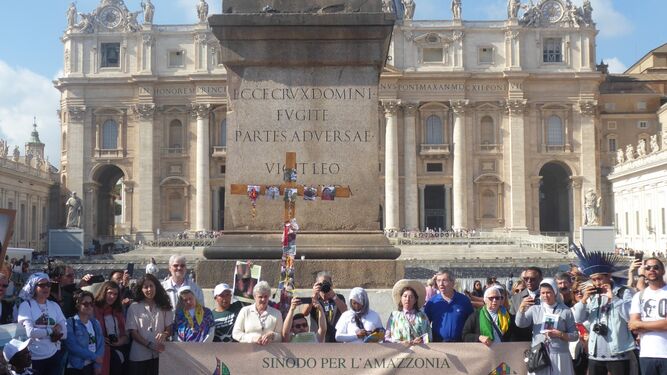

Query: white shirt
<box><xmin>630</xmin><ymin>285</ymin><xmax>667</xmax><ymax>358</ymax></box>
<box><xmin>17</xmin><ymin>300</ymin><xmax>67</xmax><ymax>360</ymax></box>
<box><xmin>334</xmin><ymin>310</ymin><xmax>383</xmax><ymax>343</ymax></box>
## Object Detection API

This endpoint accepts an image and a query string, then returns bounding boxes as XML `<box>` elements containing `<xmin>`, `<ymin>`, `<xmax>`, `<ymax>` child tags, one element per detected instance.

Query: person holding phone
<box><xmin>282</xmin><ymin>297</ymin><xmax>326</xmax><ymax>343</ymax></box>
<box><xmin>302</xmin><ymin>271</ymin><xmax>347</xmax><ymax>343</ymax></box>
<box><xmin>509</xmin><ymin>266</ymin><xmax>543</xmax><ymax>341</ymax></box>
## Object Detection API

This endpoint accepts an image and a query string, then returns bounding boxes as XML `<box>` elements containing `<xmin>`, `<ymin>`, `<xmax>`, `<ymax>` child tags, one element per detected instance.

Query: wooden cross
<box><xmin>229</xmin><ymin>151</ymin><xmax>351</xmax><ymax>223</ymax></box>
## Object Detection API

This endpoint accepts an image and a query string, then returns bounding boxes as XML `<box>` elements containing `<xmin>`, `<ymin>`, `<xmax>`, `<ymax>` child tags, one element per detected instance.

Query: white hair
<box><xmin>483</xmin><ymin>285</ymin><xmax>505</xmax><ymax>299</ymax></box>
<box><xmin>169</xmin><ymin>255</ymin><xmax>186</xmax><ymax>266</ymax></box>
<box><xmin>253</xmin><ymin>281</ymin><xmax>271</xmax><ymax>296</ymax></box>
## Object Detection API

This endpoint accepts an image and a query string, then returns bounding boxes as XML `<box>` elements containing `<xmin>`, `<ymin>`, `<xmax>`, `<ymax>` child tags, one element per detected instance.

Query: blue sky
<box><xmin>0</xmin><ymin>0</ymin><xmax>665</xmax><ymax>165</ymax></box>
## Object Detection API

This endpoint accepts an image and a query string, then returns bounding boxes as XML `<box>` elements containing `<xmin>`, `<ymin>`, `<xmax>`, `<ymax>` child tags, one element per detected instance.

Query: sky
<box><xmin>0</xmin><ymin>0</ymin><xmax>665</xmax><ymax>167</ymax></box>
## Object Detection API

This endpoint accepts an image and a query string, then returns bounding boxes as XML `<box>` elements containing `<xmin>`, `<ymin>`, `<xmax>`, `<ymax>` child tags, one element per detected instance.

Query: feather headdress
<box><xmin>570</xmin><ymin>243</ymin><xmax>621</xmax><ymax>276</ymax></box>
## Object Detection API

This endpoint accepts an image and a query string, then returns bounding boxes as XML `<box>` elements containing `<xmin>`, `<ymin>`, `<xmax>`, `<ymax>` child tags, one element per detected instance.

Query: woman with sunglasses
<box><xmin>126</xmin><ymin>274</ymin><xmax>173</xmax><ymax>375</ymax></box>
<box><xmin>64</xmin><ymin>290</ymin><xmax>104</xmax><ymax>375</ymax></box>
<box><xmin>17</xmin><ymin>272</ymin><xmax>68</xmax><ymax>375</ymax></box>
<box><xmin>463</xmin><ymin>285</ymin><xmax>516</xmax><ymax>345</ymax></box>
<box><xmin>93</xmin><ymin>281</ymin><xmax>129</xmax><ymax>375</ymax></box>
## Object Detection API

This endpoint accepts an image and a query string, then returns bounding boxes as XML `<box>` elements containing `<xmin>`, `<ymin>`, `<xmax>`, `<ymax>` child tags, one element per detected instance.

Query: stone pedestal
<box><xmin>205</xmin><ymin>0</ymin><xmax>399</xmax><ymax>260</ymax></box>
<box><xmin>580</xmin><ymin>226</ymin><xmax>615</xmax><ymax>253</ymax></box>
<box><xmin>48</xmin><ymin>229</ymin><xmax>84</xmax><ymax>257</ymax></box>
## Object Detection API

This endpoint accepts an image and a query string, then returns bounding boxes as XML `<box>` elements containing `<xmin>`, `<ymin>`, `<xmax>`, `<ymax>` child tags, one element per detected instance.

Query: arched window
<box><xmin>101</xmin><ymin>120</ymin><xmax>118</xmax><ymax>149</ymax></box>
<box><xmin>546</xmin><ymin>115</ymin><xmax>563</xmax><ymax>146</ymax></box>
<box><xmin>482</xmin><ymin>189</ymin><xmax>497</xmax><ymax>218</ymax></box>
<box><xmin>220</xmin><ymin>119</ymin><xmax>227</xmax><ymax>146</ymax></box>
<box><xmin>169</xmin><ymin>119</ymin><xmax>183</xmax><ymax>150</ymax></box>
<box><xmin>425</xmin><ymin>115</ymin><xmax>443</xmax><ymax>144</ymax></box>
<box><xmin>480</xmin><ymin>116</ymin><xmax>495</xmax><ymax>145</ymax></box>
<box><xmin>168</xmin><ymin>191</ymin><xmax>184</xmax><ymax>221</ymax></box>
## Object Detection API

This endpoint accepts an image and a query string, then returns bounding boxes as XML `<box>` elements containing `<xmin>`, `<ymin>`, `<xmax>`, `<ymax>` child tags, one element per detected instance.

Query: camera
<box><xmin>320</xmin><ymin>281</ymin><xmax>332</xmax><ymax>294</ymax></box>
<box><xmin>593</xmin><ymin>287</ymin><xmax>604</xmax><ymax>294</ymax></box>
<box><xmin>592</xmin><ymin>323</ymin><xmax>608</xmax><ymax>336</ymax></box>
<box><xmin>108</xmin><ymin>334</ymin><xmax>118</xmax><ymax>344</ymax></box>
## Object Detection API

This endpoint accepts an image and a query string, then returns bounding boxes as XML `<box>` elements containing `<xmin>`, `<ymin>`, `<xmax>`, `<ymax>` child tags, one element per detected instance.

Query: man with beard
<box><xmin>572</xmin><ymin>245</ymin><xmax>635</xmax><ymax>375</ymax></box>
<box><xmin>556</xmin><ymin>272</ymin><xmax>575</xmax><ymax>307</ymax></box>
<box><xmin>509</xmin><ymin>266</ymin><xmax>542</xmax><ymax>341</ymax></box>
<box><xmin>629</xmin><ymin>258</ymin><xmax>667</xmax><ymax>375</ymax></box>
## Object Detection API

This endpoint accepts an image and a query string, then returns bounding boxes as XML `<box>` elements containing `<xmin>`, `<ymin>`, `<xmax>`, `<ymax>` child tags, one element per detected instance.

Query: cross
<box><xmin>229</xmin><ymin>151</ymin><xmax>351</xmax><ymax>222</ymax></box>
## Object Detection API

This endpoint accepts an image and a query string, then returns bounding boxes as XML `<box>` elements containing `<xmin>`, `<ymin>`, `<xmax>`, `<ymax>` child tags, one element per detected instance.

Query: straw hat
<box><xmin>392</xmin><ymin>279</ymin><xmax>427</xmax><ymax>310</ymax></box>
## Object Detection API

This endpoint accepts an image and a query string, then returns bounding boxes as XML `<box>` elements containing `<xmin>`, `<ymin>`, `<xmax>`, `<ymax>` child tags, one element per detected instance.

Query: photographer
<box><xmin>302</xmin><ymin>271</ymin><xmax>347</xmax><ymax>343</ymax></box>
<box><xmin>572</xmin><ymin>245</ymin><xmax>635</xmax><ymax>375</ymax></box>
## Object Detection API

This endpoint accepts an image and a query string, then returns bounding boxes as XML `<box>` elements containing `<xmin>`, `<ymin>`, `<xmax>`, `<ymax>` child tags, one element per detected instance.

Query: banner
<box><xmin>160</xmin><ymin>342</ymin><xmax>529</xmax><ymax>375</ymax></box>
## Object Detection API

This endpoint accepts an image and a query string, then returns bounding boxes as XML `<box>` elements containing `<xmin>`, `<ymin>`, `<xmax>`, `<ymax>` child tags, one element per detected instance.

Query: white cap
<box><xmin>3</xmin><ymin>339</ymin><xmax>30</xmax><ymax>362</ymax></box>
<box><xmin>213</xmin><ymin>283</ymin><xmax>232</xmax><ymax>297</ymax></box>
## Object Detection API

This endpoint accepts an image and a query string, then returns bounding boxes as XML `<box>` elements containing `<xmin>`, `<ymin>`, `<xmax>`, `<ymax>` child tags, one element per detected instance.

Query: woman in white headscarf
<box><xmin>516</xmin><ymin>278</ymin><xmax>578</xmax><ymax>375</ymax></box>
<box><xmin>17</xmin><ymin>272</ymin><xmax>68</xmax><ymax>375</ymax></box>
<box><xmin>335</xmin><ymin>287</ymin><xmax>383</xmax><ymax>343</ymax></box>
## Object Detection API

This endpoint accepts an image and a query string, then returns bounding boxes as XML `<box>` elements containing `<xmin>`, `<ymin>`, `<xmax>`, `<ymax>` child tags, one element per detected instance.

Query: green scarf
<box><xmin>479</xmin><ymin>306</ymin><xmax>510</xmax><ymax>340</ymax></box>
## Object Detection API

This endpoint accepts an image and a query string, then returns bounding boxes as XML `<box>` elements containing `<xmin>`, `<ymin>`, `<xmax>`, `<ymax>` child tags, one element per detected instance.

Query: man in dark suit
<box><xmin>509</xmin><ymin>266</ymin><xmax>542</xmax><ymax>341</ymax></box>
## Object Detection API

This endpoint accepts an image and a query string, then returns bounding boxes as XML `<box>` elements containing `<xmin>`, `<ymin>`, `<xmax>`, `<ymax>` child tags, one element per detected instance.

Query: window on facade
<box><xmin>607</xmin><ymin>121</ymin><xmax>617</xmax><ymax>130</ymax></box>
<box><xmin>168</xmin><ymin>119</ymin><xmax>183</xmax><ymax>150</ymax></box>
<box><xmin>220</xmin><ymin>165</ymin><xmax>226</xmax><ymax>174</ymax></box>
<box><xmin>426</xmin><ymin>163</ymin><xmax>443</xmax><ymax>172</ymax></box>
<box><xmin>220</xmin><ymin>119</ymin><xmax>227</xmax><ymax>146</ymax></box>
<box><xmin>478</xmin><ymin>47</ymin><xmax>493</xmax><ymax>64</ymax></box>
<box><xmin>607</xmin><ymin>137</ymin><xmax>617</xmax><ymax>152</ymax></box>
<box><xmin>101</xmin><ymin>120</ymin><xmax>118</xmax><ymax>149</ymax></box>
<box><xmin>636</xmin><ymin>101</ymin><xmax>647</xmax><ymax>111</ymax></box>
<box><xmin>638</xmin><ymin>121</ymin><xmax>648</xmax><ymax>129</ymax></box>
<box><xmin>482</xmin><ymin>190</ymin><xmax>497</xmax><ymax>218</ymax></box>
<box><xmin>423</xmin><ymin>48</ymin><xmax>443</xmax><ymax>63</ymax></box>
<box><xmin>424</xmin><ymin>115</ymin><xmax>443</xmax><ymax>144</ymax></box>
<box><xmin>480</xmin><ymin>116</ymin><xmax>495</xmax><ymax>145</ymax></box>
<box><xmin>168</xmin><ymin>51</ymin><xmax>184</xmax><ymax>67</ymax></box>
<box><xmin>101</xmin><ymin>43</ymin><xmax>120</xmax><ymax>68</ymax></box>
<box><xmin>168</xmin><ymin>192</ymin><xmax>184</xmax><ymax>221</ymax></box>
<box><xmin>546</xmin><ymin>115</ymin><xmax>564</xmax><ymax>145</ymax></box>
<box><xmin>543</xmin><ymin>38</ymin><xmax>562</xmax><ymax>63</ymax></box>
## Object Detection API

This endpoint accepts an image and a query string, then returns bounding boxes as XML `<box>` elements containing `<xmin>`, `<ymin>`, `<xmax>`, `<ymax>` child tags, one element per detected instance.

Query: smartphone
<box><xmin>635</xmin><ymin>252</ymin><xmax>643</xmax><ymax>262</ymax></box>
<box><xmin>90</xmin><ymin>275</ymin><xmax>105</xmax><ymax>284</ymax></box>
<box><xmin>296</xmin><ymin>297</ymin><xmax>313</xmax><ymax>305</ymax></box>
<box><xmin>126</xmin><ymin>262</ymin><xmax>135</xmax><ymax>277</ymax></box>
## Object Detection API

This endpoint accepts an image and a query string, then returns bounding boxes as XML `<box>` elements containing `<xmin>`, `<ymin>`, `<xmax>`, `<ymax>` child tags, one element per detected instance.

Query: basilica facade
<box><xmin>55</xmin><ymin>0</ymin><xmax>656</xmax><ymax>242</ymax></box>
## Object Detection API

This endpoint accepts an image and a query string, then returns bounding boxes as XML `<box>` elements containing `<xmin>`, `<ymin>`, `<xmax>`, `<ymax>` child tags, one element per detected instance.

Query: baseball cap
<box><xmin>3</xmin><ymin>339</ymin><xmax>30</xmax><ymax>362</ymax></box>
<box><xmin>213</xmin><ymin>283</ymin><xmax>232</xmax><ymax>297</ymax></box>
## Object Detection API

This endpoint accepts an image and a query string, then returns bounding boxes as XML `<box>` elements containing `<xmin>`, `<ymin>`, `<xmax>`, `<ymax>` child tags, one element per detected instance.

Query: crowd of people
<box><xmin>0</xmin><ymin>249</ymin><xmax>664</xmax><ymax>375</ymax></box>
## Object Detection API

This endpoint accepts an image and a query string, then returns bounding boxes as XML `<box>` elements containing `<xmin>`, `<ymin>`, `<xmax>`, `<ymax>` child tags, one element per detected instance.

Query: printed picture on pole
<box><xmin>233</xmin><ymin>261</ymin><xmax>261</xmax><ymax>303</ymax></box>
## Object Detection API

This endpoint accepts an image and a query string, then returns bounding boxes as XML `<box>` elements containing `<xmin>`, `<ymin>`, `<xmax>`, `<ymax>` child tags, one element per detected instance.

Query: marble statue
<box><xmin>141</xmin><ymin>0</ymin><xmax>154</xmax><ymax>24</ymax></box>
<box><xmin>403</xmin><ymin>0</ymin><xmax>415</xmax><ymax>20</ymax></box>
<box><xmin>126</xmin><ymin>11</ymin><xmax>141</xmax><ymax>32</ymax></box>
<box><xmin>508</xmin><ymin>0</ymin><xmax>520</xmax><ymax>19</ymax></box>
<box><xmin>12</xmin><ymin>146</ymin><xmax>19</xmax><ymax>162</ymax></box>
<box><xmin>650</xmin><ymin>135</ymin><xmax>660</xmax><ymax>154</ymax></box>
<box><xmin>66</xmin><ymin>192</ymin><xmax>83</xmax><ymax>228</ymax></box>
<box><xmin>625</xmin><ymin>144</ymin><xmax>635</xmax><ymax>161</ymax></box>
<box><xmin>67</xmin><ymin>3</ymin><xmax>77</xmax><ymax>28</ymax></box>
<box><xmin>616</xmin><ymin>149</ymin><xmax>625</xmax><ymax>165</ymax></box>
<box><xmin>25</xmin><ymin>152</ymin><xmax>33</xmax><ymax>167</ymax></box>
<box><xmin>197</xmin><ymin>0</ymin><xmax>209</xmax><ymax>23</ymax></box>
<box><xmin>581</xmin><ymin>0</ymin><xmax>593</xmax><ymax>25</ymax></box>
<box><xmin>451</xmin><ymin>0</ymin><xmax>462</xmax><ymax>20</ymax></box>
<box><xmin>520</xmin><ymin>1</ymin><xmax>540</xmax><ymax>26</ymax></box>
<box><xmin>0</xmin><ymin>140</ymin><xmax>7</xmax><ymax>158</ymax></box>
<box><xmin>35</xmin><ymin>155</ymin><xmax>43</xmax><ymax>171</ymax></box>
<box><xmin>382</xmin><ymin>0</ymin><xmax>395</xmax><ymax>14</ymax></box>
<box><xmin>637</xmin><ymin>139</ymin><xmax>647</xmax><ymax>157</ymax></box>
<box><xmin>584</xmin><ymin>189</ymin><xmax>601</xmax><ymax>226</ymax></box>
<box><xmin>565</xmin><ymin>0</ymin><xmax>581</xmax><ymax>27</ymax></box>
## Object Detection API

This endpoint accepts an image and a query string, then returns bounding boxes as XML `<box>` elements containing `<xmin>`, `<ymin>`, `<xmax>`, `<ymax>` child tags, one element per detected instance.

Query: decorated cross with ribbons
<box><xmin>229</xmin><ymin>152</ymin><xmax>351</xmax><ymax>313</ymax></box>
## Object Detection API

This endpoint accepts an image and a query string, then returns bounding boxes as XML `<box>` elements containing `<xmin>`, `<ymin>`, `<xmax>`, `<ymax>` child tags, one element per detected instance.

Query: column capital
<box><xmin>449</xmin><ymin>100</ymin><xmax>469</xmax><ymax>114</ymax></box>
<box><xmin>191</xmin><ymin>103</ymin><xmax>212</xmax><ymax>119</ymax></box>
<box><xmin>67</xmin><ymin>106</ymin><xmax>86</xmax><ymax>122</ymax></box>
<box><xmin>570</xmin><ymin>175</ymin><xmax>583</xmax><ymax>189</ymax></box>
<box><xmin>381</xmin><ymin>100</ymin><xmax>401</xmax><ymax>116</ymax></box>
<box><xmin>142</xmin><ymin>33</ymin><xmax>154</xmax><ymax>46</ymax></box>
<box><xmin>504</xmin><ymin>99</ymin><xmax>527</xmax><ymax>115</ymax></box>
<box><xmin>132</xmin><ymin>103</ymin><xmax>156</xmax><ymax>120</ymax></box>
<box><xmin>402</xmin><ymin>102</ymin><xmax>419</xmax><ymax>116</ymax></box>
<box><xmin>194</xmin><ymin>32</ymin><xmax>209</xmax><ymax>45</ymax></box>
<box><xmin>578</xmin><ymin>100</ymin><xmax>598</xmax><ymax>116</ymax></box>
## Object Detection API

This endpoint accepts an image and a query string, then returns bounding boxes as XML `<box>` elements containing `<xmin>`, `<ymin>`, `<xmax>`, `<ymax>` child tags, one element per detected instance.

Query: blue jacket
<box><xmin>64</xmin><ymin>315</ymin><xmax>105</xmax><ymax>370</ymax></box>
<box><xmin>573</xmin><ymin>285</ymin><xmax>636</xmax><ymax>356</ymax></box>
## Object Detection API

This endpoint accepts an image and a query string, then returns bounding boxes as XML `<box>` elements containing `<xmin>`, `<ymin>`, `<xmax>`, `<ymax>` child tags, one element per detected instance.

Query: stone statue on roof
<box><xmin>67</xmin><ymin>3</ymin><xmax>78</xmax><ymax>29</ymax></box>
<box><xmin>507</xmin><ymin>0</ymin><xmax>520</xmax><ymax>20</ymax></box>
<box><xmin>402</xmin><ymin>0</ymin><xmax>415</xmax><ymax>20</ymax></box>
<box><xmin>141</xmin><ymin>0</ymin><xmax>154</xmax><ymax>24</ymax></box>
<box><xmin>650</xmin><ymin>134</ymin><xmax>660</xmax><ymax>153</ymax></box>
<box><xmin>451</xmin><ymin>0</ymin><xmax>461</xmax><ymax>20</ymax></box>
<box><xmin>637</xmin><ymin>139</ymin><xmax>647</xmax><ymax>157</ymax></box>
<box><xmin>625</xmin><ymin>144</ymin><xmax>635</xmax><ymax>161</ymax></box>
<box><xmin>197</xmin><ymin>0</ymin><xmax>209</xmax><ymax>23</ymax></box>
<box><xmin>616</xmin><ymin>149</ymin><xmax>625</xmax><ymax>165</ymax></box>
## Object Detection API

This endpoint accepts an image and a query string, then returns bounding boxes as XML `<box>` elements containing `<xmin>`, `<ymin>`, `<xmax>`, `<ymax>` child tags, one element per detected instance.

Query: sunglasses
<box><xmin>523</xmin><ymin>277</ymin><xmax>538</xmax><ymax>282</ymax></box>
<box><xmin>293</xmin><ymin>323</ymin><xmax>308</xmax><ymax>329</ymax></box>
<box><xmin>0</xmin><ymin>284</ymin><xmax>8</xmax><ymax>288</ymax></box>
<box><xmin>487</xmin><ymin>296</ymin><xmax>504</xmax><ymax>301</ymax></box>
<box><xmin>36</xmin><ymin>283</ymin><xmax>51</xmax><ymax>288</ymax></box>
<box><xmin>645</xmin><ymin>265</ymin><xmax>662</xmax><ymax>271</ymax></box>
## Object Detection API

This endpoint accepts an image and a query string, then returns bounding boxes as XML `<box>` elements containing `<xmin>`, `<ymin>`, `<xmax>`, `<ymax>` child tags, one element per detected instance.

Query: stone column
<box><xmin>65</xmin><ymin>106</ymin><xmax>86</xmax><ymax>198</ymax></box>
<box><xmin>418</xmin><ymin>184</ymin><xmax>426</xmax><ymax>231</ymax></box>
<box><xmin>133</xmin><ymin>104</ymin><xmax>156</xmax><ymax>239</ymax></box>
<box><xmin>212</xmin><ymin>187</ymin><xmax>219</xmax><ymax>230</ymax></box>
<box><xmin>579</xmin><ymin>100</ymin><xmax>599</xmax><ymax>223</ymax></box>
<box><xmin>571</xmin><ymin>176</ymin><xmax>583</xmax><ymax>241</ymax></box>
<box><xmin>506</xmin><ymin>99</ymin><xmax>528</xmax><ymax>232</ymax></box>
<box><xmin>530</xmin><ymin>176</ymin><xmax>542</xmax><ymax>232</ymax></box>
<box><xmin>450</xmin><ymin>100</ymin><xmax>468</xmax><ymax>230</ymax></box>
<box><xmin>445</xmin><ymin>185</ymin><xmax>452</xmax><ymax>230</ymax></box>
<box><xmin>193</xmin><ymin>104</ymin><xmax>212</xmax><ymax>231</ymax></box>
<box><xmin>402</xmin><ymin>103</ymin><xmax>419</xmax><ymax>230</ymax></box>
<box><xmin>383</xmin><ymin>100</ymin><xmax>400</xmax><ymax>231</ymax></box>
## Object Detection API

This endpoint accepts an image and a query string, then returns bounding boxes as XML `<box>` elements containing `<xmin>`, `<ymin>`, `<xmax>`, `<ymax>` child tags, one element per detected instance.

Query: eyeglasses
<box><xmin>172</xmin><ymin>264</ymin><xmax>186</xmax><ymax>269</ymax></box>
<box><xmin>645</xmin><ymin>265</ymin><xmax>663</xmax><ymax>271</ymax></box>
<box><xmin>36</xmin><ymin>283</ymin><xmax>51</xmax><ymax>288</ymax></box>
<box><xmin>523</xmin><ymin>277</ymin><xmax>538</xmax><ymax>282</ymax></box>
<box><xmin>293</xmin><ymin>323</ymin><xmax>308</xmax><ymax>329</ymax></box>
<box><xmin>487</xmin><ymin>296</ymin><xmax>504</xmax><ymax>301</ymax></box>
<box><xmin>80</xmin><ymin>301</ymin><xmax>93</xmax><ymax>307</ymax></box>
